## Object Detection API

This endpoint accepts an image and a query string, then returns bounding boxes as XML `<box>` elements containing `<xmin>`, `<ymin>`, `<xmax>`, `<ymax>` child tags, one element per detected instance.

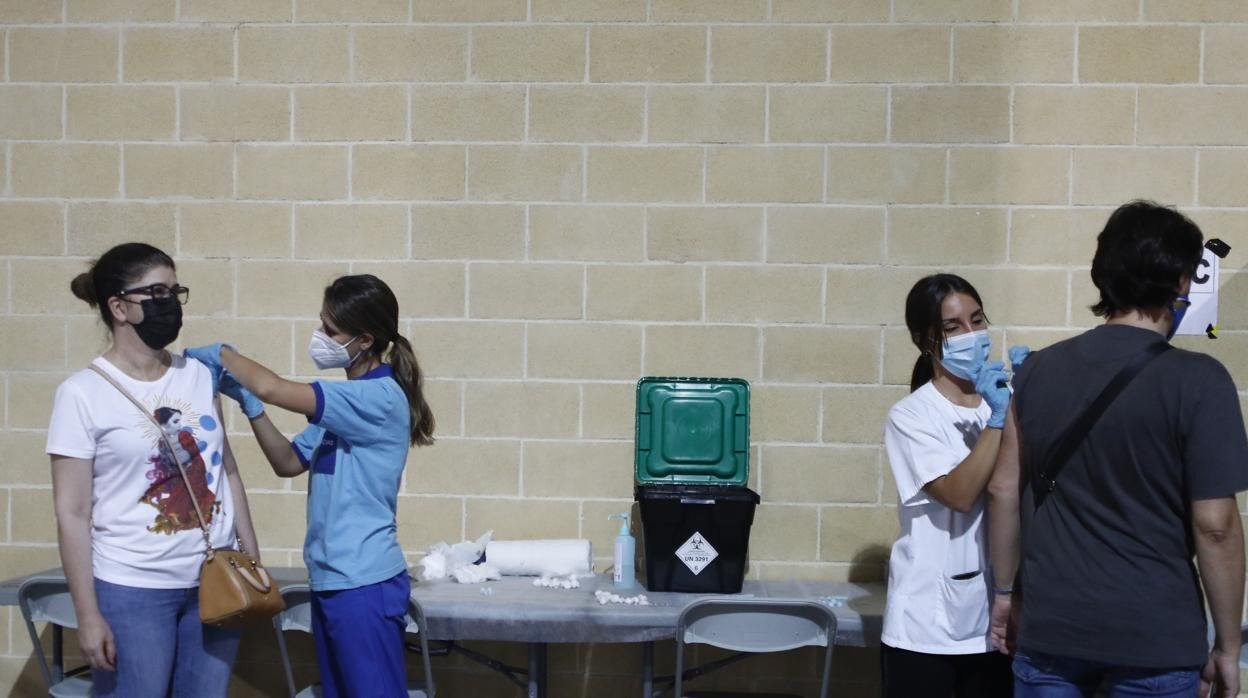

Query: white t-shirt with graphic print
<box><xmin>881</xmin><ymin>381</ymin><xmax>994</xmax><ymax>655</ymax></box>
<box><xmin>46</xmin><ymin>355</ymin><xmax>236</xmax><ymax>589</ymax></box>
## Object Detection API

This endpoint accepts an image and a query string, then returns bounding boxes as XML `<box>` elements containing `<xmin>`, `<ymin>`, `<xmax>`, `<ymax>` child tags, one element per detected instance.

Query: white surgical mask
<box><xmin>940</xmin><ymin>330</ymin><xmax>991</xmax><ymax>381</ymax></box>
<box><xmin>307</xmin><ymin>329</ymin><xmax>361</xmax><ymax>370</ymax></box>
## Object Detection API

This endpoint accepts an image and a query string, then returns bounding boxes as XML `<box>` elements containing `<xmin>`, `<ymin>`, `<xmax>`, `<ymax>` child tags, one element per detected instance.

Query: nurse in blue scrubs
<box><xmin>187</xmin><ymin>274</ymin><xmax>435</xmax><ymax>698</ymax></box>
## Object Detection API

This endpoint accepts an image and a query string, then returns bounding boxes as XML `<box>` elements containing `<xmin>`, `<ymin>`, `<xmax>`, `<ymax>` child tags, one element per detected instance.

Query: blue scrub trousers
<box><xmin>310</xmin><ymin>571</ymin><xmax>411</xmax><ymax>698</ymax></box>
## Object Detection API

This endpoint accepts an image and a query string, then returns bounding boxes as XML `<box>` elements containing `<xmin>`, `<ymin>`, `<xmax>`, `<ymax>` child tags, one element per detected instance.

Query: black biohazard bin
<box><xmin>633</xmin><ymin>377</ymin><xmax>758</xmax><ymax>594</ymax></box>
<box><xmin>634</xmin><ymin>483</ymin><xmax>760</xmax><ymax>593</ymax></box>
<box><xmin>633</xmin><ymin>377</ymin><xmax>758</xmax><ymax>593</ymax></box>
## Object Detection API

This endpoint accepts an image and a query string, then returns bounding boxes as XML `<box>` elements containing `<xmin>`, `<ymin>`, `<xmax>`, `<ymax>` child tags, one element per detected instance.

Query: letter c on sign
<box><xmin>1194</xmin><ymin>258</ymin><xmax>1210</xmax><ymax>285</ymax></box>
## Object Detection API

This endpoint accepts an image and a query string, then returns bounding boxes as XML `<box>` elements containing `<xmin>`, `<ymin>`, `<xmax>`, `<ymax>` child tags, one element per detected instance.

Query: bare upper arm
<box><xmin>988</xmin><ymin>404</ymin><xmax>1021</xmax><ymax>498</ymax></box>
<box><xmin>220</xmin><ymin>426</ymin><xmax>240</xmax><ymax>477</ymax></box>
<box><xmin>1192</xmin><ymin>496</ymin><xmax>1240</xmax><ymax>540</ymax></box>
<box><xmin>51</xmin><ymin>455</ymin><xmax>93</xmax><ymax>520</ymax></box>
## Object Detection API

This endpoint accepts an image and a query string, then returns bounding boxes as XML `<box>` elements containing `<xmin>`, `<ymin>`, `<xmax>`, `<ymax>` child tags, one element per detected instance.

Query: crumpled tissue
<box><xmin>416</xmin><ymin>531</ymin><xmax>501</xmax><ymax>584</ymax></box>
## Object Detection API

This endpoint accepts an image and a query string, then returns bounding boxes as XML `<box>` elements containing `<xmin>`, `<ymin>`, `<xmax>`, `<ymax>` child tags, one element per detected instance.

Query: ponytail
<box><xmin>389</xmin><ymin>334</ymin><xmax>435</xmax><ymax>447</ymax></box>
<box><xmin>910</xmin><ymin>354</ymin><xmax>934</xmax><ymax>393</ymax></box>
<box><xmin>320</xmin><ymin>273</ymin><xmax>436</xmax><ymax>446</ymax></box>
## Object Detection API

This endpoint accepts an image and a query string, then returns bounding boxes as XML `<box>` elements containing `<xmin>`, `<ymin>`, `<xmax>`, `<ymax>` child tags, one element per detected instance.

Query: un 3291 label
<box><xmin>675</xmin><ymin>532</ymin><xmax>718</xmax><ymax>575</ymax></box>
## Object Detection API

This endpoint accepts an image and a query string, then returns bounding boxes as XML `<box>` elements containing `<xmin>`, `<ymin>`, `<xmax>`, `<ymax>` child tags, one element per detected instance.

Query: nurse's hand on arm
<box><xmin>219</xmin><ymin>372</ymin><xmax>264</xmax><ymax>420</ymax></box>
<box><xmin>51</xmin><ymin>456</ymin><xmax>116</xmax><ymax>671</ymax></box>
<box><xmin>923</xmin><ymin>361</ymin><xmax>1011</xmax><ymax>513</ymax></box>
<box><xmin>216</xmin><ymin>346</ymin><xmax>316</xmax><ymax>416</ymax></box>
<box><xmin>1008</xmin><ymin>345</ymin><xmax>1031</xmax><ymax>374</ymax></box>
<box><xmin>186</xmin><ymin>344</ymin><xmax>314</xmax><ymax>478</ymax></box>
<box><xmin>987</xmin><ymin>404</ymin><xmax>1022</xmax><ymax>655</ymax></box>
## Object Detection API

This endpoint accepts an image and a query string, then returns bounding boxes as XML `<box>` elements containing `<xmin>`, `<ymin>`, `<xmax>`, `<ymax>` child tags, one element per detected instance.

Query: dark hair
<box><xmin>322</xmin><ymin>274</ymin><xmax>435</xmax><ymax>447</ymax></box>
<box><xmin>71</xmin><ymin>242</ymin><xmax>176</xmax><ymax>329</ymax></box>
<box><xmin>1090</xmin><ymin>200</ymin><xmax>1204</xmax><ymax>317</ymax></box>
<box><xmin>154</xmin><ymin>406</ymin><xmax>181</xmax><ymax>426</ymax></box>
<box><xmin>904</xmin><ymin>274</ymin><xmax>987</xmax><ymax>392</ymax></box>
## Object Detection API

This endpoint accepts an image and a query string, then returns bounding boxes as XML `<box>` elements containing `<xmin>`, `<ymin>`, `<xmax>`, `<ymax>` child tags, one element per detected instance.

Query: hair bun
<box><xmin>70</xmin><ymin>271</ymin><xmax>97</xmax><ymax>307</ymax></box>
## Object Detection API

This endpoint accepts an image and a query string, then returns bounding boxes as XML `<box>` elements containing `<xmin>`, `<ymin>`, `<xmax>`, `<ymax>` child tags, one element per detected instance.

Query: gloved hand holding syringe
<box><xmin>970</xmin><ymin>343</ymin><xmax>1030</xmax><ymax>428</ymax></box>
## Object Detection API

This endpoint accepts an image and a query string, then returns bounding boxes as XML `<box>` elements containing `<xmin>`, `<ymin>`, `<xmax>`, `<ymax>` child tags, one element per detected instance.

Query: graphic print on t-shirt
<box><xmin>137</xmin><ymin>401</ymin><xmax>221</xmax><ymax>535</ymax></box>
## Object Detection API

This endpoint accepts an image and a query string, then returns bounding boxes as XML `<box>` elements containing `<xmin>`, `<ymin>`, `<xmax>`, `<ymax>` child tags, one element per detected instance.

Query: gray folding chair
<box><xmin>18</xmin><ymin>577</ymin><xmax>92</xmax><ymax>698</ymax></box>
<box><xmin>673</xmin><ymin>598</ymin><xmax>838</xmax><ymax>698</ymax></box>
<box><xmin>272</xmin><ymin>583</ymin><xmax>436</xmax><ymax>698</ymax></box>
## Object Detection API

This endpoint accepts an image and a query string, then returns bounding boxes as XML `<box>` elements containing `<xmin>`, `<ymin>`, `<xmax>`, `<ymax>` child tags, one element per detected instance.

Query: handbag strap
<box><xmin>1032</xmin><ymin>341</ymin><xmax>1172</xmax><ymax>509</ymax></box>
<box><xmin>88</xmin><ymin>363</ymin><xmax>217</xmax><ymax>558</ymax></box>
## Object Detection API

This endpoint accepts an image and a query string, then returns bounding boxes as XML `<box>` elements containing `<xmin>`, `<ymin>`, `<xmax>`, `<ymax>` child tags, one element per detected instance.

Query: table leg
<box><xmin>642</xmin><ymin>641</ymin><xmax>654</xmax><ymax>698</ymax></box>
<box><xmin>527</xmin><ymin>642</ymin><xmax>547</xmax><ymax>698</ymax></box>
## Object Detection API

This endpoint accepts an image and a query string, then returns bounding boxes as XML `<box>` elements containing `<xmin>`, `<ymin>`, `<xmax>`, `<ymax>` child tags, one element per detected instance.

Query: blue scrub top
<box><xmin>290</xmin><ymin>364</ymin><xmax>410</xmax><ymax>592</ymax></box>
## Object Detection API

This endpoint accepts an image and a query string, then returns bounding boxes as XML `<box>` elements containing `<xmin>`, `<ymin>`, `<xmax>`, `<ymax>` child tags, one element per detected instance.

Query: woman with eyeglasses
<box><xmin>46</xmin><ymin>243</ymin><xmax>261</xmax><ymax>697</ymax></box>
<box><xmin>880</xmin><ymin>273</ymin><xmax>1024</xmax><ymax>698</ymax></box>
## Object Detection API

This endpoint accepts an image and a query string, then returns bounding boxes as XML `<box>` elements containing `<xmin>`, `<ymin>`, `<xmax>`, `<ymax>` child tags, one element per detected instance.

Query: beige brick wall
<box><xmin>1</xmin><ymin>3</ymin><xmax>1246</xmax><ymax>697</ymax></box>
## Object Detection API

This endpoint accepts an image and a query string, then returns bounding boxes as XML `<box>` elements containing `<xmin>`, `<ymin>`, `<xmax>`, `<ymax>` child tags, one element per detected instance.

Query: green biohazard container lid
<box><xmin>634</xmin><ymin>377</ymin><xmax>750</xmax><ymax>486</ymax></box>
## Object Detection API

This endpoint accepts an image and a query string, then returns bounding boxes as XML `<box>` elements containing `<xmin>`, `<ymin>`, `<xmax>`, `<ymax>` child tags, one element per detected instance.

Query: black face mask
<box><xmin>130</xmin><ymin>296</ymin><xmax>183</xmax><ymax>350</ymax></box>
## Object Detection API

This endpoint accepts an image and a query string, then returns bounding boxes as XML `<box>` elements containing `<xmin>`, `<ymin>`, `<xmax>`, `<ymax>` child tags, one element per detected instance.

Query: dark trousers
<box><xmin>881</xmin><ymin>643</ymin><xmax>1014</xmax><ymax>698</ymax></box>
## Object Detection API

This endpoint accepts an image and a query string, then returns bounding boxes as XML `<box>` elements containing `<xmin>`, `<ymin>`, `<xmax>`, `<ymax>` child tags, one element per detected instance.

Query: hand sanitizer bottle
<box><xmin>608</xmin><ymin>513</ymin><xmax>635</xmax><ymax>589</ymax></box>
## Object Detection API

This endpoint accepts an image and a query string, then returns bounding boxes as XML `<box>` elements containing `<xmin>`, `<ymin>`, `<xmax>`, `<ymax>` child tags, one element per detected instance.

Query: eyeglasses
<box><xmin>1172</xmin><ymin>295</ymin><xmax>1191</xmax><ymax>312</ymax></box>
<box><xmin>117</xmin><ymin>284</ymin><xmax>190</xmax><ymax>305</ymax></box>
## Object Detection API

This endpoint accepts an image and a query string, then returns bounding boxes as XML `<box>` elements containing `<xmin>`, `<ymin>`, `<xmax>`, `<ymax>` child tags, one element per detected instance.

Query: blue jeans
<box><xmin>92</xmin><ymin>578</ymin><xmax>241</xmax><ymax>698</ymax></box>
<box><xmin>1014</xmin><ymin>649</ymin><xmax>1201</xmax><ymax>697</ymax></box>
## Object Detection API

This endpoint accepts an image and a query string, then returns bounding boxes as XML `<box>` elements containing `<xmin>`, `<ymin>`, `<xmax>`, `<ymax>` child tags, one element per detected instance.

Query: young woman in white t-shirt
<box><xmin>46</xmin><ymin>243</ymin><xmax>261</xmax><ymax>698</ymax></box>
<box><xmin>880</xmin><ymin>273</ymin><xmax>1022</xmax><ymax>697</ymax></box>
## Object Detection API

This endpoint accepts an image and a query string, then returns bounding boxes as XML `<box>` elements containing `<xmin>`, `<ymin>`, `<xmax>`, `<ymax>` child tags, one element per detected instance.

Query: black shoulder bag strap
<box><xmin>1032</xmin><ymin>341</ymin><xmax>1172</xmax><ymax>510</ymax></box>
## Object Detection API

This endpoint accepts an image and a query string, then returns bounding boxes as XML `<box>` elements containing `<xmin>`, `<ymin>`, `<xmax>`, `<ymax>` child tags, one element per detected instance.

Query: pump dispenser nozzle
<box><xmin>609</xmin><ymin>512</ymin><xmax>631</xmax><ymax>536</ymax></box>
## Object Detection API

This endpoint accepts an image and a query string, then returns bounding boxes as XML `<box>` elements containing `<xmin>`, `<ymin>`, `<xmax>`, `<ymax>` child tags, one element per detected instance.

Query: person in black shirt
<box><xmin>987</xmin><ymin>200</ymin><xmax>1248</xmax><ymax>698</ymax></box>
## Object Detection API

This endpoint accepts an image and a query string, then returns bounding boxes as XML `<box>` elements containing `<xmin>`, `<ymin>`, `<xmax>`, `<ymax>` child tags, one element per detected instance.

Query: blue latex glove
<box><xmin>1008</xmin><ymin>345</ymin><xmax>1031</xmax><ymax>374</ymax></box>
<box><xmin>184</xmin><ymin>343</ymin><xmax>234</xmax><ymax>395</ymax></box>
<box><xmin>973</xmin><ymin>360</ymin><xmax>1011</xmax><ymax>429</ymax></box>
<box><xmin>219</xmin><ymin>370</ymin><xmax>264</xmax><ymax>419</ymax></box>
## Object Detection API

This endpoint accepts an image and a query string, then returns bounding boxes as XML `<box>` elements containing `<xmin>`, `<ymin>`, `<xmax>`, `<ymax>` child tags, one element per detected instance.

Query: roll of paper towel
<box><xmin>485</xmin><ymin>539</ymin><xmax>592</xmax><ymax>577</ymax></box>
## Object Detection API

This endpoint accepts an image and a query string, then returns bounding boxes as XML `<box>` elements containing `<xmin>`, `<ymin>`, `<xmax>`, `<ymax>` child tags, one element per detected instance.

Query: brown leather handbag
<box><xmin>196</xmin><ymin>546</ymin><xmax>284</xmax><ymax>628</ymax></box>
<box><xmin>89</xmin><ymin>364</ymin><xmax>285</xmax><ymax>628</ymax></box>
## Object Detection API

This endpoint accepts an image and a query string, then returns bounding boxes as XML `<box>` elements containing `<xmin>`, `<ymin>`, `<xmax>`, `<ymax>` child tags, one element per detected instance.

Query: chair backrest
<box><xmin>677</xmin><ymin>598</ymin><xmax>838</xmax><ymax>653</ymax></box>
<box><xmin>18</xmin><ymin>577</ymin><xmax>80</xmax><ymax>691</ymax></box>
<box><xmin>674</xmin><ymin>598</ymin><xmax>838</xmax><ymax>698</ymax></box>
<box><xmin>275</xmin><ymin>585</ymin><xmax>313</xmax><ymax>634</ymax></box>
<box><xmin>19</xmin><ymin>578</ymin><xmax>79</xmax><ymax>630</ymax></box>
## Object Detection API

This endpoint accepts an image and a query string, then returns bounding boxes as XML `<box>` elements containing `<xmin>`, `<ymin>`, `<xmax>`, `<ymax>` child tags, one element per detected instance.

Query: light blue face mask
<box><xmin>941</xmin><ymin>330</ymin><xmax>992</xmax><ymax>381</ymax></box>
<box><xmin>1166</xmin><ymin>295</ymin><xmax>1190</xmax><ymax>341</ymax></box>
